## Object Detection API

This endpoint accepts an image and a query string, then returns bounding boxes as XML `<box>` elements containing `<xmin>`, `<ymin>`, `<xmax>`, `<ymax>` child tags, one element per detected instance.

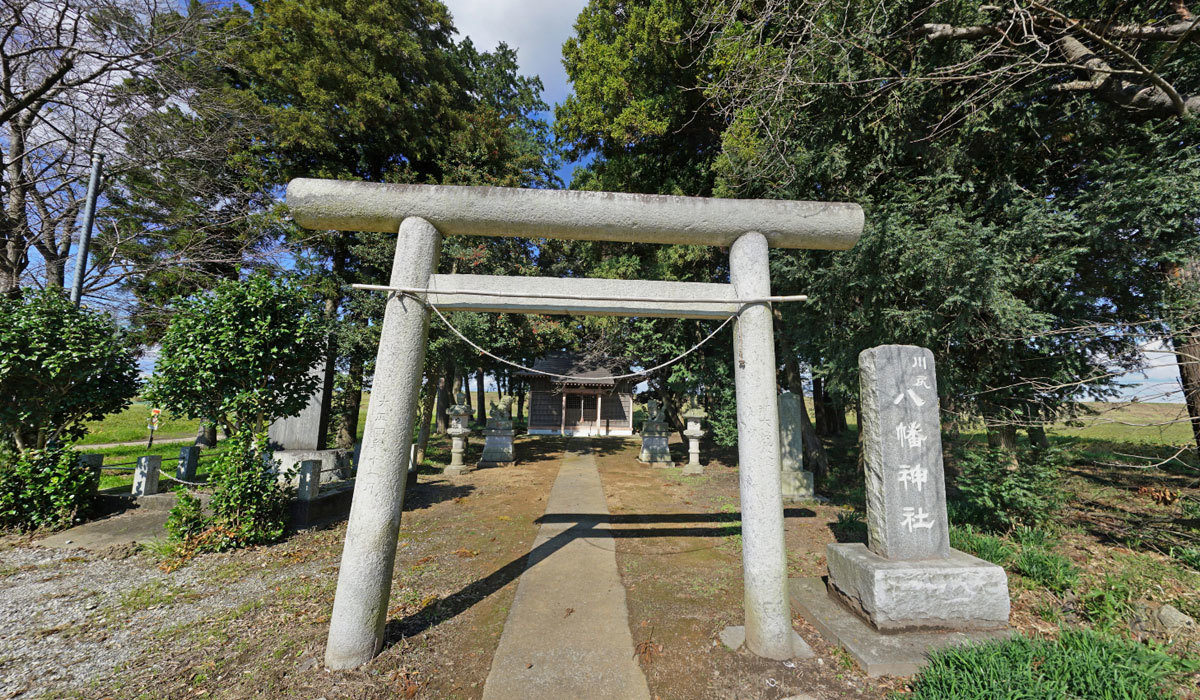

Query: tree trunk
<box><xmin>1027</xmin><ymin>425</ymin><xmax>1050</xmax><ymax>450</ymax></box>
<box><xmin>476</xmin><ymin>368</ymin><xmax>487</xmax><ymax>424</ymax></box>
<box><xmin>831</xmin><ymin>397</ymin><xmax>848</xmax><ymax>435</ymax></box>
<box><xmin>782</xmin><ymin>354</ymin><xmax>831</xmax><ymax>484</ymax></box>
<box><xmin>464</xmin><ymin>376</ymin><xmax>472</xmax><ymax>410</ymax></box>
<box><xmin>986</xmin><ymin>422</ymin><xmax>1020</xmax><ymax>469</ymax></box>
<box><xmin>318</xmin><ymin>241</ymin><xmax>346</xmax><ymax>452</ymax></box>
<box><xmin>1168</xmin><ymin>260</ymin><xmax>1200</xmax><ymax>451</ymax></box>
<box><xmin>812</xmin><ymin>377</ymin><xmax>829</xmax><ymax>436</ymax></box>
<box><xmin>194</xmin><ymin>421</ymin><xmax>217</xmax><ymax>448</ymax></box>
<box><xmin>44</xmin><ymin>256</ymin><xmax>65</xmax><ymax>289</ymax></box>
<box><xmin>435</xmin><ymin>371</ymin><xmax>451</xmax><ymax>434</ymax></box>
<box><xmin>517</xmin><ymin>387</ymin><xmax>526</xmax><ymax>423</ymax></box>
<box><xmin>336</xmin><ymin>358</ymin><xmax>363</xmax><ymax>449</ymax></box>
<box><xmin>415</xmin><ymin>376</ymin><xmax>438</xmax><ymax>465</ymax></box>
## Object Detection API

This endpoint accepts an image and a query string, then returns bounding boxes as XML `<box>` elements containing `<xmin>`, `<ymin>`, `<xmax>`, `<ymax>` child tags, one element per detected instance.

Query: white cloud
<box><xmin>442</xmin><ymin>0</ymin><xmax>588</xmax><ymax>106</ymax></box>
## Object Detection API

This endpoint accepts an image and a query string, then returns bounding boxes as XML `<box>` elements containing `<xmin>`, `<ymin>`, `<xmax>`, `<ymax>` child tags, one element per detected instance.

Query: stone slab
<box><xmin>481</xmin><ymin>440</ymin><xmax>650</xmax><ymax>700</ymax></box>
<box><xmin>859</xmin><ymin>345</ymin><xmax>950</xmax><ymax>560</ymax></box>
<box><xmin>789</xmin><ymin>577</ymin><xmax>1010</xmax><ymax>677</ymax></box>
<box><xmin>268</xmin><ymin>361</ymin><xmax>329</xmax><ymax>451</ymax></box>
<box><xmin>825</xmin><ymin>543</ymin><xmax>1009</xmax><ymax>632</ymax></box>
<box><xmin>781</xmin><ymin>471</ymin><xmax>814</xmax><ymax>501</ymax></box>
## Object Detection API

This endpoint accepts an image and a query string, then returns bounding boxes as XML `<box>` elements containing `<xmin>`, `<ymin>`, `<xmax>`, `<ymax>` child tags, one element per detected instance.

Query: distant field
<box><xmin>80</xmin><ymin>401</ymin><xmax>199</xmax><ymax>445</ymax></box>
<box><xmin>1049</xmin><ymin>401</ymin><xmax>1194</xmax><ymax>446</ymax></box>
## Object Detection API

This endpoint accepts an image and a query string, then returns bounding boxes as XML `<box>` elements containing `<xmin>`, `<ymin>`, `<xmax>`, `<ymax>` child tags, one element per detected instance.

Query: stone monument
<box><xmin>637</xmin><ymin>399</ymin><xmax>672</xmax><ymax>466</ymax></box>
<box><xmin>778</xmin><ymin>391</ymin><xmax>814</xmax><ymax>500</ymax></box>
<box><xmin>477</xmin><ymin>396</ymin><xmax>516</xmax><ymax>468</ymax></box>
<box><xmin>826</xmin><ymin>345</ymin><xmax>1009</xmax><ymax>632</ymax></box>
<box><xmin>445</xmin><ymin>392</ymin><xmax>473</xmax><ymax>476</ymax></box>
<box><xmin>681</xmin><ymin>401</ymin><xmax>707</xmax><ymax>475</ymax></box>
<box><xmin>269</xmin><ymin>359</ymin><xmax>352</xmax><ymax>488</ymax></box>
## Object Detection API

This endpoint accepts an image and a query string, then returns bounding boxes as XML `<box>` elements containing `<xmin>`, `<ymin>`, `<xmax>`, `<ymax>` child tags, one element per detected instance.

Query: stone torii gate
<box><xmin>285</xmin><ymin>178</ymin><xmax>863</xmax><ymax>670</ymax></box>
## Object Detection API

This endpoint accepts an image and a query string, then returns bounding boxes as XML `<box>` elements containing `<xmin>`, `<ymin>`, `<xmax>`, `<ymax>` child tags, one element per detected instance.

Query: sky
<box><xmin>440</xmin><ymin>0</ymin><xmax>591</xmax><ymax>185</ymax></box>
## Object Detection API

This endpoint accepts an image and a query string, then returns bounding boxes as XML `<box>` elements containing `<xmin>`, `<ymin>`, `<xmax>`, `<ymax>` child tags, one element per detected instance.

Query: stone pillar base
<box><xmin>477</xmin><ymin>430</ymin><xmax>514</xmax><ymax>469</ymax></box>
<box><xmin>638</xmin><ymin>433</ymin><xmax>672</xmax><ymax>466</ymax></box>
<box><xmin>445</xmin><ymin>464</ymin><xmax>475</xmax><ymax>477</ymax></box>
<box><xmin>682</xmin><ymin>460</ymin><xmax>703</xmax><ymax>475</ymax></box>
<box><xmin>781</xmin><ymin>470</ymin><xmax>814</xmax><ymax>500</ymax></box>
<box><xmin>826</xmin><ymin>543</ymin><xmax>1009</xmax><ymax>632</ymax></box>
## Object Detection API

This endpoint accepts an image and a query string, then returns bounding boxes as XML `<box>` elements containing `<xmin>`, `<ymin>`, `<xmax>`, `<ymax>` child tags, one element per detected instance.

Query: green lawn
<box><xmin>79</xmin><ymin>401</ymin><xmax>199</xmax><ymax>445</ymax></box>
<box><xmin>86</xmin><ymin>442</ymin><xmax>235</xmax><ymax>490</ymax></box>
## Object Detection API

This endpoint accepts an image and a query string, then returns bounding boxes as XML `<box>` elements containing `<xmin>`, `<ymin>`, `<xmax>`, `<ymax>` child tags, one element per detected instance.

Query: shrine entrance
<box><xmin>285</xmin><ymin>178</ymin><xmax>863</xmax><ymax>670</ymax></box>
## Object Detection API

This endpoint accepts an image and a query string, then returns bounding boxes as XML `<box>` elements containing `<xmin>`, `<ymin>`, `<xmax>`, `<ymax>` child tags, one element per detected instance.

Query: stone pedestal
<box><xmin>778</xmin><ymin>391</ymin><xmax>814</xmax><ymax>500</ymax></box>
<box><xmin>825</xmin><ymin>345</ymin><xmax>1009</xmax><ymax>634</ymax></box>
<box><xmin>477</xmin><ymin>398</ymin><xmax>515</xmax><ymax>469</ymax></box>
<box><xmin>638</xmin><ymin>422</ymin><xmax>672</xmax><ymax>466</ymax></box>
<box><xmin>445</xmin><ymin>403</ymin><xmax>473</xmax><ymax>476</ymax></box>
<box><xmin>275</xmin><ymin>449</ymin><xmax>352</xmax><ymax>487</ymax></box>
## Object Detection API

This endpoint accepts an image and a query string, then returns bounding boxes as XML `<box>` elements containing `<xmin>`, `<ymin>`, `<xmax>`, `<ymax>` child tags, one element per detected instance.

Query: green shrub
<box><xmin>0</xmin><ymin>288</ymin><xmax>139</xmax><ymax>451</ymax></box>
<box><xmin>1012</xmin><ymin>524</ymin><xmax>1055</xmax><ymax>549</ymax></box>
<box><xmin>901</xmin><ymin>628</ymin><xmax>1196</xmax><ymax>699</ymax></box>
<box><xmin>1015</xmin><ymin>547</ymin><xmax>1079</xmax><ymax>593</ymax></box>
<box><xmin>163</xmin><ymin>432</ymin><xmax>289</xmax><ymax>561</ymax></box>
<box><xmin>949</xmin><ymin>524</ymin><xmax>1015</xmax><ymax>566</ymax></box>
<box><xmin>207</xmin><ymin>433</ymin><xmax>290</xmax><ymax>548</ymax></box>
<box><xmin>833</xmin><ymin>509</ymin><xmax>867</xmax><ymax>541</ymax></box>
<box><xmin>0</xmin><ymin>448</ymin><xmax>98</xmax><ymax>529</ymax></box>
<box><xmin>950</xmin><ymin>446</ymin><xmax>1066</xmax><ymax>532</ymax></box>
<box><xmin>165</xmin><ymin>486</ymin><xmax>205</xmax><ymax>542</ymax></box>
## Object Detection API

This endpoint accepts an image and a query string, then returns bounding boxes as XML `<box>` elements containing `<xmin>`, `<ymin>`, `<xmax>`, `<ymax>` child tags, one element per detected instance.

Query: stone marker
<box><xmin>477</xmin><ymin>396</ymin><xmax>515</xmax><ymax>468</ymax></box>
<box><xmin>681</xmin><ymin>402</ymin><xmax>707</xmax><ymax>475</ymax></box>
<box><xmin>637</xmin><ymin>399</ymin><xmax>672</xmax><ymax>466</ymax></box>
<box><xmin>176</xmin><ymin>446</ymin><xmax>200</xmax><ymax>483</ymax></box>
<box><xmin>79</xmin><ymin>454</ymin><xmax>103</xmax><ymax>489</ymax></box>
<box><xmin>297</xmin><ymin>460</ymin><xmax>321</xmax><ymax>501</ymax></box>
<box><xmin>132</xmin><ymin>455</ymin><xmax>161</xmax><ymax>497</ymax></box>
<box><xmin>268</xmin><ymin>360</ymin><xmax>331</xmax><ymax>451</ymax></box>
<box><xmin>778</xmin><ymin>391</ymin><xmax>813</xmax><ymax>500</ymax></box>
<box><xmin>826</xmin><ymin>345</ymin><xmax>1008</xmax><ymax>632</ymax></box>
<box><xmin>445</xmin><ymin>394</ymin><xmax>473</xmax><ymax>476</ymax></box>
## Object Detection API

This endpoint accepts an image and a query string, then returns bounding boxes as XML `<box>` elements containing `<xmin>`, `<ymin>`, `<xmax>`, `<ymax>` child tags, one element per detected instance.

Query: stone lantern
<box><xmin>445</xmin><ymin>394</ymin><xmax>474</xmax><ymax>476</ymax></box>
<box><xmin>681</xmin><ymin>402</ymin><xmax>707</xmax><ymax>475</ymax></box>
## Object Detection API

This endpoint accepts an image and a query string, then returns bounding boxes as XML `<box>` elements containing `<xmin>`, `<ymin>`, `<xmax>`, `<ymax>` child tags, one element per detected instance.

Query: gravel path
<box><xmin>0</xmin><ymin>542</ymin><xmax>323</xmax><ymax>699</ymax></box>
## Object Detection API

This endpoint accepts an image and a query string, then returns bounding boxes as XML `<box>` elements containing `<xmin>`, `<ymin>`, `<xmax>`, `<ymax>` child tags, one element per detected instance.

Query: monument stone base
<box><xmin>825</xmin><ymin>543</ymin><xmax>1009</xmax><ymax>632</ymax></box>
<box><xmin>477</xmin><ymin>430</ymin><xmax>515</xmax><ymax>468</ymax></box>
<box><xmin>780</xmin><ymin>470</ymin><xmax>814</xmax><ymax>500</ymax></box>
<box><xmin>789</xmin><ymin>577</ymin><xmax>1010</xmax><ymax>677</ymax></box>
<box><xmin>275</xmin><ymin>449</ymin><xmax>353</xmax><ymax>487</ymax></box>
<box><xmin>638</xmin><ymin>435</ymin><xmax>672</xmax><ymax>466</ymax></box>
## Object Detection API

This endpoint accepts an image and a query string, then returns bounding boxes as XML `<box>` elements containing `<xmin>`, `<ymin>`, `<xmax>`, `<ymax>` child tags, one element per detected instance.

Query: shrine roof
<box><xmin>515</xmin><ymin>353</ymin><xmax>628</xmax><ymax>387</ymax></box>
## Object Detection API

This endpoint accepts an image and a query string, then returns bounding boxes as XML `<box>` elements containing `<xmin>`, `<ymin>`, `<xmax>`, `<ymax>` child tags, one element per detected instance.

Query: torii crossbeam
<box><xmin>285</xmin><ymin>178</ymin><xmax>864</xmax><ymax>669</ymax></box>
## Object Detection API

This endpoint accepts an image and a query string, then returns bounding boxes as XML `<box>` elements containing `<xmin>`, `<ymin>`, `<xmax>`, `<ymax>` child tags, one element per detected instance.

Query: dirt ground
<box><xmin>4</xmin><ymin>433</ymin><xmax>1196</xmax><ymax>699</ymax></box>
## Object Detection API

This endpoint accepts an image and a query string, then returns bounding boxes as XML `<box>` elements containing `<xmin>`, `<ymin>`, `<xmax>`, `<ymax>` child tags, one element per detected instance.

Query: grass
<box><xmin>901</xmin><ymin>628</ymin><xmax>1196</xmax><ymax>699</ymax></box>
<box><xmin>79</xmin><ymin>400</ymin><xmax>199</xmax><ymax>445</ymax></box>
<box><xmin>85</xmin><ymin>442</ymin><xmax>235</xmax><ymax>490</ymax></box>
<box><xmin>1014</xmin><ymin>547</ymin><xmax>1079</xmax><ymax>593</ymax></box>
<box><xmin>949</xmin><ymin>524</ymin><xmax>1015</xmax><ymax>566</ymax></box>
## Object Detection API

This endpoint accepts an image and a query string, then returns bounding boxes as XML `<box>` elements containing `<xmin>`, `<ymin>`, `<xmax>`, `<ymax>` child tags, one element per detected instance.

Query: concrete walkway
<box><xmin>482</xmin><ymin>439</ymin><xmax>650</xmax><ymax>700</ymax></box>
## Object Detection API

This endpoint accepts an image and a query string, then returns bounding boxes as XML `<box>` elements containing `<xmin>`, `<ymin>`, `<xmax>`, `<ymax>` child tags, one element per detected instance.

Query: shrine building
<box><xmin>518</xmin><ymin>353</ymin><xmax>635</xmax><ymax>436</ymax></box>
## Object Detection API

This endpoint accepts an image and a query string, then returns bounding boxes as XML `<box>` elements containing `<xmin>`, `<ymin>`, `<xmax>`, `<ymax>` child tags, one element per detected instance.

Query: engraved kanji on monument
<box><xmin>860</xmin><ymin>345</ymin><xmax>949</xmax><ymax>560</ymax></box>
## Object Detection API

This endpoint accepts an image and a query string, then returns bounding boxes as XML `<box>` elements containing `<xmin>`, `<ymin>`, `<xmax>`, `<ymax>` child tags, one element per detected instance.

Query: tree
<box><xmin>228</xmin><ymin>0</ymin><xmax>561</xmax><ymax>446</ymax></box>
<box><xmin>696</xmin><ymin>0</ymin><xmax>1200</xmax><ymax>449</ymax></box>
<box><xmin>0</xmin><ymin>288</ymin><xmax>139</xmax><ymax>453</ymax></box>
<box><xmin>146</xmin><ymin>273</ymin><xmax>324</xmax><ymax>436</ymax></box>
<box><xmin>0</xmin><ymin>0</ymin><xmax>217</xmax><ymax>294</ymax></box>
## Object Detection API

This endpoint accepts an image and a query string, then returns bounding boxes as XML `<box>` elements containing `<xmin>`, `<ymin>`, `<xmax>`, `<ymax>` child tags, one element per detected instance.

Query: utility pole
<box><xmin>70</xmin><ymin>153</ymin><xmax>104</xmax><ymax>306</ymax></box>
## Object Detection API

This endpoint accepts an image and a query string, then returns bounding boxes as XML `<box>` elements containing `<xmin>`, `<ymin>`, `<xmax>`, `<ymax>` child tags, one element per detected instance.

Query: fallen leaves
<box><xmin>453</xmin><ymin>548</ymin><xmax>479</xmax><ymax>558</ymax></box>
<box><xmin>634</xmin><ymin>630</ymin><xmax>663</xmax><ymax>665</ymax></box>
